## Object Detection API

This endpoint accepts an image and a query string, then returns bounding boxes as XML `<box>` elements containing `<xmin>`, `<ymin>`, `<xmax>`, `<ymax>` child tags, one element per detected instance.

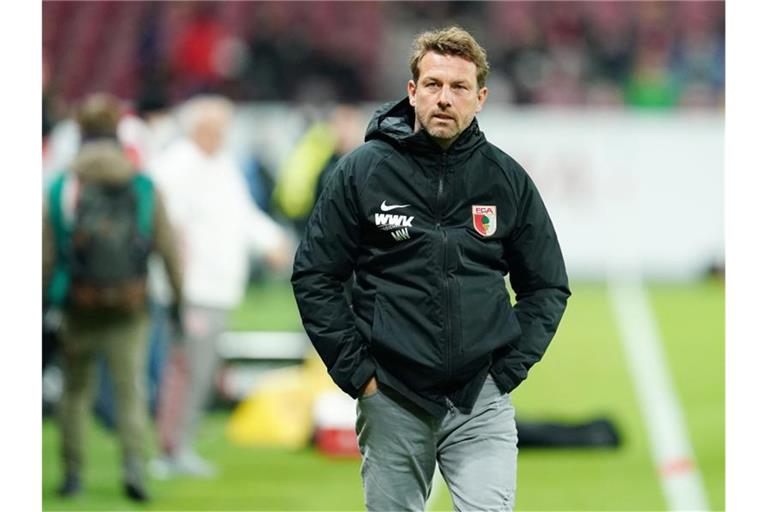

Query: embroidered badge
<box><xmin>472</xmin><ymin>205</ymin><xmax>497</xmax><ymax>237</ymax></box>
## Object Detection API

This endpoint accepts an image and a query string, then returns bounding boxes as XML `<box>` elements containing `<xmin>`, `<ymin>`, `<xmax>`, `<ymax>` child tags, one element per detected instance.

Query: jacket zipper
<box><xmin>438</xmin><ymin>152</ymin><xmax>453</xmax><ymax>380</ymax></box>
<box><xmin>446</xmin><ymin>396</ymin><xmax>457</xmax><ymax>415</ymax></box>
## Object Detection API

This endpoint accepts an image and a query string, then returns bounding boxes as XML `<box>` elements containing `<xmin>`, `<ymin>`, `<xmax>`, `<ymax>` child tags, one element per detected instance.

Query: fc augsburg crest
<box><xmin>472</xmin><ymin>205</ymin><xmax>497</xmax><ymax>237</ymax></box>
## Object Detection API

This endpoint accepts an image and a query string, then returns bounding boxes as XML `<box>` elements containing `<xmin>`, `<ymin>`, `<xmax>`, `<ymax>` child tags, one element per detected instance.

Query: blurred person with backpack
<box><xmin>90</xmin><ymin>87</ymin><xmax>181</xmax><ymax>431</ymax></box>
<box><xmin>43</xmin><ymin>93</ymin><xmax>184</xmax><ymax>502</ymax></box>
<box><xmin>149</xmin><ymin>95</ymin><xmax>291</xmax><ymax>479</ymax></box>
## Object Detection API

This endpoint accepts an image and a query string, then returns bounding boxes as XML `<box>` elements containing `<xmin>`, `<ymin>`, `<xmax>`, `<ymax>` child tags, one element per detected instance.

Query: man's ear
<box><xmin>476</xmin><ymin>86</ymin><xmax>488</xmax><ymax>113</ymax></box>
<box><xmin>407</xmin><ymin>80</ymin><xmax>417</xmax><ymax>107</ymax></box>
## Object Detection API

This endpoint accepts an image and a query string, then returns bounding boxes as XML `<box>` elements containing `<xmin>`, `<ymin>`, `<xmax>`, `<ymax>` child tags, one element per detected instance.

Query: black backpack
<box><xmin>47</xmin><ymin>172</ymin><xmax>155</xmax><ymax>312</ymax></box>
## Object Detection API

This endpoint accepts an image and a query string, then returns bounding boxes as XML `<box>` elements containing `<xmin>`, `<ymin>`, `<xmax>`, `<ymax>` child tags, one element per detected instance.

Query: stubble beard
<box><xmin>416</xmin><ymin>109</ymin><xmax>460</xmax><ymax>146</ymax></box>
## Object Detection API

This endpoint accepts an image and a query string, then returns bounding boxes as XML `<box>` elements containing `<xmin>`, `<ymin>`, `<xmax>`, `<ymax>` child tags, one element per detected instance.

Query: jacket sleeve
<box><xmin>291</xmin><ymin>162</ymin><xmax>376</xmax><ymax>398</ymax></box>
<box><xmin>152</xmin><ymin>191</ymin><xmax>184</xmax><ymax>306</ymax></box>
<box><xmin>492</xmin><ymin>170</ymin><xmax>571</xmax><ymax>393</ymax></box>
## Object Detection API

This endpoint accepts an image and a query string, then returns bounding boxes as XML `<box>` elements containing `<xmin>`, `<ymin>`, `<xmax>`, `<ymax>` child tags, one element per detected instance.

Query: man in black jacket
<box><xmin>292</xmin><ymin>26</ymin><xmax>570</xmax><ymax>511</ymax></box>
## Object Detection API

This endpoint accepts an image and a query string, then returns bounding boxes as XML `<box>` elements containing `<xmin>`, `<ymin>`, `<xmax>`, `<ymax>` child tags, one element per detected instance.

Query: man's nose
<box><xmin>437</xmin><ymin>85</ymin><xmax>452</xmax><ymax>107</ymax></box>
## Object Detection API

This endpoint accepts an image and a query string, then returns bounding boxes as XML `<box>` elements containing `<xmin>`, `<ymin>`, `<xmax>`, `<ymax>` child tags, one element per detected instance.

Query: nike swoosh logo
<box><xmin>380</xmin><ymin>201</ymin><xmax>410</xmax><ymax>212</ymax></box>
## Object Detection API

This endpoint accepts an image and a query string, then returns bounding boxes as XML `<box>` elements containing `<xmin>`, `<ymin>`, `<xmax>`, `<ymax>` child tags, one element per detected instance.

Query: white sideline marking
<box><xmin>609</xmin><ymin>277</ymin><xmax>710</xmax><ymax>511</ymax></box>
<box><xmin>426</xmin><ymin>466</ymin><xmax>446</xmax><ymax>510</ymax></box>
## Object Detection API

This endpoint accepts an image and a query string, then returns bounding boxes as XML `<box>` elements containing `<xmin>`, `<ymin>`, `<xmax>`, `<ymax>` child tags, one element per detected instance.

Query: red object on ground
<box><xmin>314</xmin><ymin>427</ymin><xmax>361</xmax><ymax>458</ymax></box>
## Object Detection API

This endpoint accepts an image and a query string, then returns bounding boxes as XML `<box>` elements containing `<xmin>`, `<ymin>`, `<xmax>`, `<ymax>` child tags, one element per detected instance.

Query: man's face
<box><xmin>408</xmin><ymin>51</ymin><xmax>488</xmax><ymax>150</ymax></box>
<box><xmin>192</xmin><ymin>114</ymin><xmax>227</xmax><ymax>156</ymax></box>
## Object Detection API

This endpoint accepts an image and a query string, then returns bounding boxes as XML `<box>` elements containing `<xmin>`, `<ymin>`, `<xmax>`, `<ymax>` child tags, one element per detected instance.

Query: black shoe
<box><xmin>124</xmin><ymin>480</ymin><xmax>150</xmax><ymax>502</ymax></box>
<box><xmin>57</xmin><ymin>474</ymin><xmax>81</xmax><ymax>497</ymax></box>
<box><xmin>123</xmin><ymin>457</ymin><xmax>150</xmax><ymax>502</ymax></box>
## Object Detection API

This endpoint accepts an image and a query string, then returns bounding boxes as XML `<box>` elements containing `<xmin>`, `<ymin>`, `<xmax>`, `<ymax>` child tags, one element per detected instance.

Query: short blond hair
<box><xmin>409</xmin><ymin>26</ymin><xmax>490</xmax><ymax>89</ymax></box>
<box><xmin>77</xmin><ymin>93</ymin><xmax>122</xmax><ymax>138</ymax></box>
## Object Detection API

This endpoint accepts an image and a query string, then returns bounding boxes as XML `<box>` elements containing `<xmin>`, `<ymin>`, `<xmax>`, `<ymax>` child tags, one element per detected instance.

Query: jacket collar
<box><xmin>365</xmin><ymin>97</ymin><xmax>485</xmax><ymax>158</ymax></box>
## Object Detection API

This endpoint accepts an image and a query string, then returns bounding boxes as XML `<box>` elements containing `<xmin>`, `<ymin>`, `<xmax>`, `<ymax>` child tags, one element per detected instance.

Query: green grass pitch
<box><xmin>42</xmin><ymin>280</ymin><xmax>724</xmax><ymax>511</ymax></box>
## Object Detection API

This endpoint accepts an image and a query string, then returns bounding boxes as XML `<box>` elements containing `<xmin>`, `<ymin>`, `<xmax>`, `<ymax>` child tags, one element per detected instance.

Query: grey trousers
<box><xmin>156</xmin><ymin>304</ymin><xmax>229</xmax><ymax>456</ymax></box>
<box><xmin>356</xmin><ymin>376</ymin><xmax>518</xmax><ymax>512</ymax></box>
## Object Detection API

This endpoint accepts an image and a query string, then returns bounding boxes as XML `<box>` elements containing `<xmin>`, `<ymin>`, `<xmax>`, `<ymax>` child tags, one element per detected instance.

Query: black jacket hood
<box><xmin>364</xmin><ymin>97</ymin><xmax>486</xmax><ymax>156</ymax></box>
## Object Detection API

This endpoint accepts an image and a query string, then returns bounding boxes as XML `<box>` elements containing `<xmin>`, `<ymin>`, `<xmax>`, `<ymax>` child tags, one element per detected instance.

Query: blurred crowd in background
<box><xmin>41</xmin><ymin>1</ymin><xmax>725</xmax><ymax>501</ymax></box>
<box><xmin>43</xmin><ymin>0</ymin><xmax>724</xmax><ymax>134</ymax></box>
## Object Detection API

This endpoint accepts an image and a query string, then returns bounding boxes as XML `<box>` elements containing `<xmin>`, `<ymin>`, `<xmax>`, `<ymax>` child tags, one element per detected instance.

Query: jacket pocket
<box><xmin>370</xmin><ymin>291</ymin><xmax>442</xmax><ymax>369</ymax></box>
<box><xmin>457</xmin><ymin>274</ymin><xmax>521</xmax><ymax>362</ymax></box>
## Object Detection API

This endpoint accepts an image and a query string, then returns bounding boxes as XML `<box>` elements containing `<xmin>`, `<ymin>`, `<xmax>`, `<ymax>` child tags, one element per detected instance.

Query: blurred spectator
<box><xmin>314</xmin><ymin>104</ymin><xmax>366</xmax><ymax>201</ymax></box>
<box><xmin>534</xmin><ymin>2</ymin><xmax>590</xmax><ymax>104</ymax></box>
<box><xmin>119</xmin><ymin>86</ymin><xmax>179</xmax><ymax>168</ymax></box>
<box><xmin>42</xmin><ymin>45</ymin><xmax>78</xmax><ymax>185</ymax></box>
<box><xmin>42</xmin><ymin>93</ymin><xmax>184</xmax><ymax>502</ymax></box>
<box><xmin>490</xmin><ymin>1</ymin><xmax>545</xmax><ymax>105</ymax></box>
<box><xmin>149</xmin><ymin>95</ymin><xmax>292</xmax><ymax>478</ymax></box>
<box><xmin>273</xmin><ymin>103</ymin><xmax>365</xmax><ymax>232</ymax></box>
<box><xmin>583</xmin><ymin>1</ymin><xmax>634</xmax><ymax>84</ymax></box>
<box><xmin>623</xmin><ymin>2</ymin><xmax>679</xmax><ymax>108</ymax></box>
<box><xmin>670</xmin><ymin>2</ymin><xmax>725</xmax><ymax>108</ymax></box>
<box><xmin>244</xmin><ymin>20</ymin><xmax>313</xmax><ymax>101</ymax></box>
<box><xmin>43</xmin><ymin>51</ymin><xmax>64</xmax><ymax>370</ymax></box>
<box><xmin>92</xmin><ymin>91</ymin><xmax>182</xmax><ymax>429</ymax></box>
<box><xmin>272</xmin><ymin>118</ymin><xmax>336</xmax><ymax>230</ymax></box>
<box><xmin>240</xmin><ymin>152</ymin><xmax>275</xmax><ymax>215</ymax></box>
<box><xmin>169</xmin><ymin>4</ymin><xmax>229</xmax><ymax>98</ymax></box>
<box><xmin>623</xmin><ymin>38</ymin><xmax>679</xmax><ymax>109</ymax></box>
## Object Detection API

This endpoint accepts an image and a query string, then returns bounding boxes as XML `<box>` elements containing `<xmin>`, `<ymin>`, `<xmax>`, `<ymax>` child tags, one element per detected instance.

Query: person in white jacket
<box><xmin>149</xmin><ymin>95</ymin><xmax>291</xmax><ymax>478</ymax></box>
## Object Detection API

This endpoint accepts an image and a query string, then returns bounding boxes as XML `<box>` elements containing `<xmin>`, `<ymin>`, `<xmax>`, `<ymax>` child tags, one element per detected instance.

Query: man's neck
<box><xmin>434</xmin><ymin>136</ymin><xmax>456</xmax><ymax>151</ymax></box>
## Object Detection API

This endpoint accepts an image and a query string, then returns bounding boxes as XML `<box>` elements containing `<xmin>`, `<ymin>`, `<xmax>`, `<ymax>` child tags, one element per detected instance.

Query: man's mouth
<box><xmin>432</xmin><ymin>113</ymin><xmax>454</xmax><ymax>121</ymax></box>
